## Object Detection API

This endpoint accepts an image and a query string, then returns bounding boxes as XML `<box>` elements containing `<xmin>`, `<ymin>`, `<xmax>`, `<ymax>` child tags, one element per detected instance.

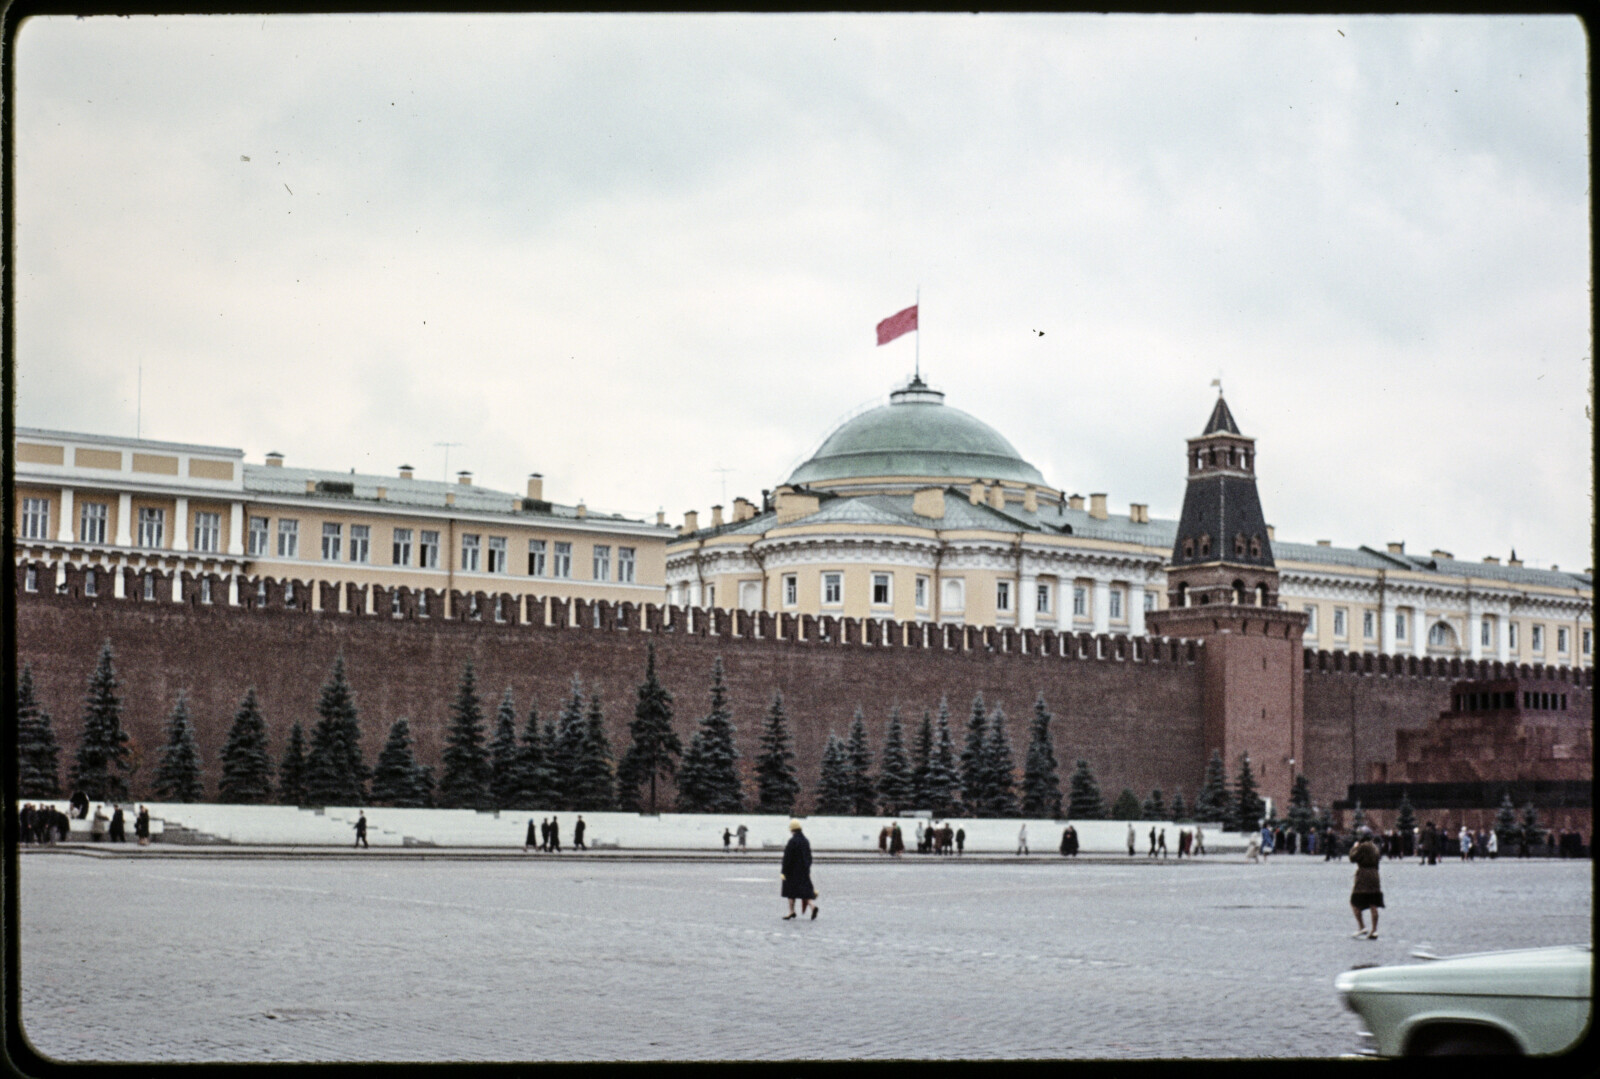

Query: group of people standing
<box><xmin>1127</xmin><ymin>823</ymin><xmax>1206</xmax><ymax>859</ymax></box>
<box><xmin>17</xmin><ymin>803</ymin><xmax>70</xmax><ymax>844</ymax></box>
<box><xmin>876</xmin><ymin>819</ymin><xmax>965</xmax><ymax>856</ymax></box>
<box><xmin>523</xmin><ymin>814</ymin><xmax>586</xmax><ymax>853</ymax></box>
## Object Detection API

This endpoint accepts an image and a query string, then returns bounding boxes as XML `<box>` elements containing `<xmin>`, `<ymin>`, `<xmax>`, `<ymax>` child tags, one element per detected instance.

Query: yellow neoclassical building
<box><xmin>13</xmin><ymin>427</ymin><xmax>674</xmax><ymax>615</ymax></box>
<box><xmin>665</xmin><ymin>378</ymin><xmax>1593</xmax><ymax>667</ymax></box>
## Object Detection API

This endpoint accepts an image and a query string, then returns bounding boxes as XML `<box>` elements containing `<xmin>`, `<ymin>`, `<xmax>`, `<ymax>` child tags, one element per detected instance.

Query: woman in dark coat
<box><xmin>780</xmin><ymin>819</ymin><xmax>818</xmax><ymax>920</ymax></box>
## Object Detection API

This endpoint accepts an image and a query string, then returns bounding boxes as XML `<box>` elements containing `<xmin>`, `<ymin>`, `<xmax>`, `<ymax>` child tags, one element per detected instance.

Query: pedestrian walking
<box><xmin>91</xmin><ymin>805</ymin><xmax>108</xmax><ymax>842</ymax></box>
<box><xmin>524</xmin><ymin>817</ymin><xmax>538</xmax><ymax>852</ymax></box>
<box><xmin>1459</xmin><ymin>825</ymin><xmax>1472</xmax><ymax>861</ymax></box>
<box><xmin>1259</xmin><ymin>823</ymin><xmax>1274</xmax><ymax>859</ymax></box>
<box><xmin>1158</xmin><ymin>827</ymin><xmax>1168</xmax><ymax>858</ymax></box>
<box><xmin>574</xmin><ymin>815</ymin><xmax>587</xmax><ymax>850</ymax></box>
<box><xmin>890</xmin><ymin>821</ymin><xmax>904</xmax><ymax>857</ymax></box>
<box><xmin>109</xmin><ymin>805</ymin><xmax>126</xmax><ymax>843</ymax></box>
<box><xmin>549</xmin><ymin>816</ymin><xmax>562</xmax><ymax>853</ymax></box>
<box><xmin>1193</xmin><ymin>825</ymin><xmax>1205</xmax><ymax>856</ymax></box>
<box><xmin>135</xmin><ymin>805</ymin><xmax>150</xmax><ymax>847</ymax></box>
<box><xmin>353</xmin><ymin>811</ymin><xmax>369</xmax><ymax>849</ymax></box>
<box><xmin>723</xmin><ymin>827</ymin><xmax>733</xmax><ymax>852</ymax></box>
<box><xmin>1488</xmin><ymin>829</ymin><xmax>1498</xmax><ymax>859</ymax></box>
<box><xmin>1148</xmin><ymin>826</ymin><xmax>1157</xmax><ymax>857</ymax></box>
<box><xmin>879</xmin><ymin>824</ymin><xmax>890</xmax><ymax>855</ymax></box>
<box><xmin>736</xmin><ymin>823</ymin><xmax>748</xmax><ymax>851</ymax></box>
<box><xmin>780</xmin><ymin>819</ymin><xmax>818</xmax><ymax>920</ymax></box>
<box><xmin>1349</xmin><ymin>827</ymin><xmax>1384</xmax><ymax>939</ymax></box>
<box><xmin>1017</xmin><ymin>823</ymin><xmax>1029</xmax><ymax>855</ymax></box>
<box><xmin>1127</xmin><ymin>823</ymin><xmax>1137</xmax><ymax>856</ymax></box>
<box><xmin>540</xmin><ymin>817</ymin><xmax>551</xmax><ymax>852</ymax></box>
<box><xmin>1065</xmin><ymin>824</ymin><xmax>1079</xmax><ymax>857</ymax></box>
<box><xmin>955</xmin><ymin>826</ymin><xmax>965</xmax><ymax>855</ymax></box>
<box><xmin>1246</xmin><ymin>833</ymin><xmax>1261</xmax><ymax>862</ymax></box>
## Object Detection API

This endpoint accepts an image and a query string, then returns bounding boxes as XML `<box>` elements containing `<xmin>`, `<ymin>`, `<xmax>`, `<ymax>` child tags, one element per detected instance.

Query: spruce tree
<box><xmin>415</xmin><ymin>763</ymin><xmax>438</xmax><ymax>808</ymax></box>
<box><xmin>1193</xmin><ymin>748</ymin><xmax>1231</xmax><ymax>823</ymax></box>
<box><xmin>876</xmin><ymin>707</ymin><xmax>915</xmax><ymax>816</ymax></box>
<box><xmin>152</xmin><ymin>692</ymin><xmax>205</xmax><ymax>802</ymax></box>
<box><xmin>1397</xmin><ymin>789</ymin><xmax>1419</xmax><ymax>839</ymax></box>
<box><xmin>1067</xmin><ymin>759</ymin><xmax>1104</xmax><ymax>819</ymax></box>
<box><xmin>1232</xmin><ymin>752</ymin><xmax>1264</xmax><ymax>832</ymax></box>
<box><xmin>909</xmin><ymin>709</ymin><xmax>935</xmax><ymax>808</ymax></box>
<box><xmin>439</xmin><ymin>661</ymin><xmax>492</xmax><ymax>808</ymax></box>
<box><xmin>278</xmin><ymin>721</ymin><xmax>308</xmax><ymax>805</ymax></box>
<box><xmin>549</xmin><ymin>675</ymin><xmax>589</xmax><ymax>809</ymax></box>
<box><xmin>959</xmin><ymin>693</ymin><xmax>991</xmax><ymax>814</ymax></box>
<box><xmin>1350</xmin><ymin>800</ymin><xmax>1366</xmax><ymax>832</ymax></box>
<box><xmin>753</xmin><ymin>692</ymin><xmax>800</xmax><ymax>815</ymax></box>
<box><xmin>218</xmin><ymin>688</ymin><xmax>274</xmax><ymax>803</ymax></box>
<box><xmin>515</xmin><ymin>705</ymin><xmax>552</xmax><ymax>808</ymax></box>
<box><xmin>845</xmin><ymin>708</ymin><xmax>876</xmax><ymax>816</ymax></box>
<box><xmin>16</xmin><ymin>665</ymin><xmax>62</xmax><ymax>798</ymax></box>
<box><xmin>1141</xmin><ymin>788</ymin><xmax>1167</xmax><ymax>820</ymax></box>
<box><xmin>1286</xmin><ymin>774</ymin><xmax>1315</xmax><ymax>841</ymax></box>
<box><xmin>922</xmin><ymin>699</ymin><xmax>961</xmax><ymax>816</ymax></box>
<box><xmin>675</xmin><ymin>657</ymin><xmax>742</xmax><ymax>813</ymax></box>
<box><xmin>1111</xmin><ymin>787</ymin><xmax>1142</xmax><ymax>820</ymax></box>
<box><xmin>1170</xmin><ymin>790</ymin><xmax>1189</xmax><ymax>822</ymax></box>
<box><xmin>542</xmin><ymin>716</ymin><xmax>565</xmax><ymax>806</ymax></box>
<box><xmin>813</xmin><ymin>733</ymin><xmax>854</xmax><ymax>815</ymax></box>
<box><xmin>982</xmin><ymin>705</ymin><xmax>1018</xmax><ymax>817</ymax></box>
<box><xmin>1492</xmin><ymin>791</ymin><xmax>1517</xmax><ymax>850</ymax></box>
<box><xmin>1021</xmin><ymin>693</ymin><xmax>1062</xmax><ymax>819</ymax></box>
<box><xmin>70</xmin><ymin>641</ymin><xmax>132</xmax><ymax>801</ymax></box>
<box><xmin>571</xmin><ymin>689</ymin><xmax>616</xmax><ymax>810</ymax></box>
<box><xmin>304</xmin><ymin>656</ymin><xmax>367</xmax><ymax>805</ymax></box>
<box><xmin>488</xmin><ymin>687</ymin><xmax>522</xmax><ymax>810</ymax></box>
<box><xmin>370</xmin><ymin>718</ymin><xmax>427</xmax><ymax>806</ymax></box>
<box><xmin>617</xmin><ymin>644</ymin><xmax>682</xmax><ymax>815</ymax></box>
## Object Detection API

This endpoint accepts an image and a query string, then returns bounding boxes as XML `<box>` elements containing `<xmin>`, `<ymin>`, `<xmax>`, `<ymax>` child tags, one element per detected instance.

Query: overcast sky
<box><xmin>12</xmin><ymin>14</ymin><xmax>1592</xmax><ymax>571</ymax></box>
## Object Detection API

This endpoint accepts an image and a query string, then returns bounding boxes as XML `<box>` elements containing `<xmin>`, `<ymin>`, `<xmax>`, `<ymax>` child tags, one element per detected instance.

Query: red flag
<box><xmin>876</xmin><ymin>304</ymin><xmax>918</xmax><ymax>346</ymax></box>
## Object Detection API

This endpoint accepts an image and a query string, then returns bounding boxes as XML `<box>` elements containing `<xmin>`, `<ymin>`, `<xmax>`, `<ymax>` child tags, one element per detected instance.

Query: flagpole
<box><xmin>915</xmin><ymin>285</ymin><xmax>921</xmax><ymax>381</ymax></box>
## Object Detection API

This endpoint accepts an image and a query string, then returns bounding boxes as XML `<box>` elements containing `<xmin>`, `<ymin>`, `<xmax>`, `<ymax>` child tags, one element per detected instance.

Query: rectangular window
<box><xmin>1583</xmin><ymin>628</ymin><xmax>1592</xmax><ymax>655</ymax></box>
<box><xmin>391</xmin><ymin>590</ymin><xmax>404</xmax><ymax>616</ymax></box>
<box><xmin>79</xmin><ymin>502</ymin><xmax>108</xmax><ymax>544</ymax></box>
<box><xmin>200</xmin><ymin>577</ymin><xmax>213</xmax><ymax>604</ymax></box>
<box><xmin>248</xmin><ymin>516</ymin><xmax>269</xmax><ymax>556</ymax></box>
<box><xmin>872</xmin><ymin>573</ymin><xmax>891</xmax><ymax>605</ymax></box>
<box><xmin>85</xmin><ymin>568</ymin><xmax>99</xmax><ymax>597</ymax></box>
<box><xmin>143</xmin><ymin>572</ymin><xmax>156</xmax><ymax>601</ymax></box>
<box><xmin>1072</xmin><ymin>586</ymin><xmax>1087</xmax><ymax>617</ymax></box>
<box><xmin>488</xmin><ymin>536</ymin><xmax>507</xmax><ymax>574</ymax></box>
<box><xmin>420</xmin><ymin>530</ymin><xmax>440</xmax><ymax>569</ymax></box>
<box><xmin>593</xmin><ymin>544</ymin><xmax>610</xmax><ymax>581</ymax></box>
<box><xmin>284</xmin><ymin>581</ymin><xmax>296</xmax><ymax>605</ymax></box>
<box><xmin>24</xmin><ymin>565</ymin><xmax>38</xmax><ymax>592</ymax></box>
<box><xmin>1144</xmin><ymin>590</ymin><xmax>1157</xmax><ymax>612</ymax></box>
<box><xmin>321</xmin><ymin>523</ymin><xmax>342</xmax><ymax>561</ymax></box>
<box><xmin>1363</xmin><ymin>610</ymin><xmax>1375</xmax><ymax>639</ymax></box>
<box><xmin>915</xmin><ymin>575</ymin><xmax>929</xmax><ymax>609</ymax></box>
<box><xmin>527</xmin><ymin>539</ymin><xmax>546</xmax><ymax>576</ymax></box>
<box><xmin>1333</xmin><ymin>608</ymin><xmax>1347</xmax><ymax>638</ymax></box>
<box><xmin>20</xmin><ymin>498</ymin><xmax>50</xmax><ymax>540</ymax></box>
<box><xmin>349</xmin><ymin>524</ymin><xmax>370</xmax><ymax>563</ymax></box>
<box><xmin>783</xmin><ymin>574</ymin><xmax>798</xmax><ymax>607</ymax></box>
<box><xmin>1036</xmin><ymin>583</ymin><xmax>1051</xmax><ymax>614</ymax></box>
<box><xmin>1395</xmin><ymin>612</ymin><xmax>1407</xmax><ymax>640</ymax></box>
<box><xmin>193</xmin><ymin>512</ymin><xmax>221</xmax><ymax>553</ymax></box>
<box><xmin>138</xmin><ymin>507</ymin><xmax>165</xmax><ymax>548</ymax></box>
<box><xmin>1557</xmin><ymin>627</ymin><xmax>1568</xmax><ymax>653</ymax></box>
<box><xmin>823</xmin><ymin>572</ymin><xmax>842</xmax><ymax>605</ymax></box>
<box><xmin>996</xmin><ymin>580</ymin><xmax>1012</xmax><ymax>612</ymax></box>
<box><xmin>1531</xmin><ymin>625</ymin><xmax>1543</xmax><ymax>651</ymax></box>
<box><xmin>1108</xmin><ymin>588</ymin><xmax>1123</xmax><ymax>620</ymax></box>
<box><xmin>553</xmin><ymin>542</ymin><xmax>572</xmax><ymax>578</ymax></box>
<box><xmin>618</xmin><ymin>547</ymin><xmax>636</xmax><ymax>583</ymax></box>
<box><xmin>1481</xmin><ymin>618</ymin><xmax>1492</xmax><ymax>649</ymax></box>
<box><xmin>392</xmin><ymin>528</ymin><xmax>412</xmax><ymax>567</ymax></box>
<box><xmin>461</xmin><ymin>534</ymin><xmax>480</xmax><ymax>572</ymax></box>
<box><xmin>1508</xmin><ymin>622</ymin><xmax>1519</xmax><ymax>649</ymax></box>
<box><xmin>256</xmin><ymin>580</ymin><xmax>268</xmax><ymax>605</ymax></box>
<box><xmin>277</xmin><ymin>519</ymin><xmax>299</xmax><ymax>558</ymax></box>
<box><xmin>1303</xmin><ymin>605</ymin><xmax>1317</xmax><ymax>634</ymax></box>
<box><xmin>942</xmin><ymin>577</ymin><xmax>964</xmax><ymax>613</ymax></box>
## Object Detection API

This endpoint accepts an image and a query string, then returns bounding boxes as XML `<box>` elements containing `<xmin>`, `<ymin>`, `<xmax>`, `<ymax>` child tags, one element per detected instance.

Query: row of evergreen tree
<box><xmin>15</xmin><ymin>642</ymin><xmax>1274</xmax><ymax>828</ymax></box>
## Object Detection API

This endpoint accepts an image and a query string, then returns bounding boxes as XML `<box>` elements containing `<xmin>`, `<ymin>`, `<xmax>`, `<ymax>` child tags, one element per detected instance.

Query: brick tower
<box><xmin>1147</xmin><ymin>395</ymin><xmax>1308</xmax><ymax>820</ymax></box>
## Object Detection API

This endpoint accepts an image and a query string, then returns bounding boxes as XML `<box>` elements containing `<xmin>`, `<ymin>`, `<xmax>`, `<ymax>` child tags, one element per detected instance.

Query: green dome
<box><xmin>786</xmin><ymin>379</ymin><xmax>1047</xmax><ymax>487</ymax></box>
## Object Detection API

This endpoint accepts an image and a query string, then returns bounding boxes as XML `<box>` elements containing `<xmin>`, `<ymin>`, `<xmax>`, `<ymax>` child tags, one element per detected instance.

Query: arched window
<box><xmin>1250</xmin><ymin>535</ymin><xmax>1262</xmax><ymax>559</ymax></box>
<box><xmin>1176</xmin><ymin>582</ymin><xmax>1189</xmax><ymax>608</ymax></box>
<box><xmin>1183</xmin><ymin>537</ymin><xmax>1195</xmax><ymax>558</ymax></box>
<box><xmin>1232</xmin><ymin>579</ymin><xmax>1246</xmax><ymax>605</ymax></box>
<box><xmin>1199</xmin><ymin>534</ymin><xmax>1211</xmax><ymax>557</ymax></box>
<box><xmin>1234</xmin><ymin>533</ymin><xmax>1246</xmax><ymax>556</ymax></box>
<box><xmin>1256</xmin><ymin>583</ymin><xmax>1269</xmax><ymax>607</ymax></box>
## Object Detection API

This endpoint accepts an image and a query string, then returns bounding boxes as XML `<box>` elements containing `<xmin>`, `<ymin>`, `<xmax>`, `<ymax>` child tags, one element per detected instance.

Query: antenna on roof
<box><xmin>434</xmin><ymin>441</ymin><xmax>462</xmax><ymax>482</ymax></box>
<box><xmin>712</xmin><ymin>465</ymin><xmax>734</xmax><ymax>505</ymax></box>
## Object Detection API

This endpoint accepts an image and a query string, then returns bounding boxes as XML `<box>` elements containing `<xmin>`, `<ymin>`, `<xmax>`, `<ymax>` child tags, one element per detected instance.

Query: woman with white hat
<box><xmin>780</xmin><ymin>819</ymin><xmax>818</xmax><ymax>920</ymax></box>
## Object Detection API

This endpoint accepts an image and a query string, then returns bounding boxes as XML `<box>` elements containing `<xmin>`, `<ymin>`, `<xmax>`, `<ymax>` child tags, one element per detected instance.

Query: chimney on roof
<box><xmin>1129</xmin><ymin>502</ymin><xmax>1147</xmax><ymax>524</ymax></box>
<box><xmin>457</xmin><ymin>471</ymin><xmax>473</xmax><ymax>486</ymax></box>
<box><xmin>1024</xmin><ymin>487</ymin><xmax>1039</xmax><ymax>513</ymax></box>
<box><xmin>1508</xmin><ymin>552</ymin><xmax>1523</xmax><ymax>567</ymax></box>
<box><xmin>656</xmin><ymin>510</ymin><xmax>666</xmax><ymax>526</ymax></box>
<box><xmin>988</xmin><ymin>484</ymin><xmax>1006</xmax><ymax>510</ymax></box>
<box><xmin>1317</xmin><ymin>539</ymin><xmax>1331</xmax><ymax>547</ymax></box>
<box><xmin>684</xmin><ymin>510</ymin><xmax>699</xmax><ymax>533</ymax></box>
<box><xmin>1482</xmin><ymin>555</ymin><xmax>1501</xmax><ymax>564</ymax></box>
<box><xmin>969</xmin><ymin>481</ymin><xmax>985</xmax><ymax>505</ymax></box>
<box><xmin>733</xmin><ymin>497</ymin><xmax>755</xmax><ymax>522</ymax></box>
<box><xmin>1068</xmin><ymin>494</ymin><xmax>1084</xmax><ymax>511</ymax></box>
<box><xmin>305</xmin><ymin>479</ymin><xmax>316</xmax><ymax>494</ymax></box>
<box><xmin>265</xmin><ymin>452</ymin><xmax>284</xmax><ymax>468</ymax></box>
<box><xmin>1089</xmin><ymin>493</ymin><xmax>1108</xmax><ymax>520</ymax></box>
<box><xmin>376</xmin><ymin>485</ymin><xmax>388</xmax><ymax>501</ymax></box>
<box><xmin>526</xmin><ymin>473</ymin><xmax>544</xmax><ymax>501</ymax></box>
<box><xmin>1431</xmin><ymin>549</ymin><xmax>1453</xmax><ymax>561</ymax></box>
<box><xmin>1266</xmin><ymin>524</ymin><xmax>1275</xmax><ymax>540</ymax></box>
<box><xmin>576</xmin><ymin>502</ymin><xmax>587</xmax><ymax>519</ymax></box>
<box><xmin>398</xmin><ymin>464</ymin><xmax>414</xmax><ymax>480</ymax></box>
<box><xmin>711</xmin><ymin>504</ymin><xmax>724</xmax><ymax>527</ymax></box>
<box><xmin>1387</xmin><ymin>541</ymin><xmax>1405</xmax><ymax>555</ymax></box>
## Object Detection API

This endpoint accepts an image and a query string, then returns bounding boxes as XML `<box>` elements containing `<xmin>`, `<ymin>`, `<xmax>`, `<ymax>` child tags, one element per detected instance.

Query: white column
<box><xmin>57</xmin><ymin>488</ymin><xmax>75</xmax><ymax>542</ymax></box>
<box><xmin>1412</xmin><ymin>605</ymin><xmax>1428</xmax><ymax>657</ymax></box>
<box><xmin>115</xmin><ymin>493</ymin><xmax>133</xmax><ymax>547</ymax></box>
<box><xmin>1467</xmin><ymin>596</ymin><xmax>1483</xmax><ymax>661</ymax></box>
<box><xmin>171</xmin><ymin>564</ymin><xmax>184</xmax><ymax>603</ymax></box>
<box><xmin>1496</xmin><ymin>614</ymin><xmax>1510</xmax><ymax>662</ymax></box>
<box><xmin>173</xmin><ymin>497</ymin><xmax>190</xmax><ymax>552</ymax></box>
<box><xmin>1019</xmin><ymin>571</ymin><xmax>1038</xmax><ymax>630</ymax></box>
<box><xmin>1380</xmin><ymin>594</ymin><xmax>1395</xmax><ymax>655</ymax></box>
<box><xmin>227</xmin><ymin>501</ymin><xmax>245</xmax><ymax>556</ymax></box>
<box><xmin>688</xmin><ymin>579</ymin><xmax>703</xmax><ymax>607</ymax></box>
<box><xmin>112</xmin><ymin>558</ymin><xmax>126</xmax><ymax>598</ymax></box>
<box><xmin>1129</xmin><ymin>582</ymin><xmax>1147</xmax><ymax>636</ymax></box>
<box><xmin>227</xmin><ymin>573</ymin><xmax>239</xmax><ymax>606</ymax></box>
<box><xmin>1092</xmin><ymin>578</ymin><xmax>1110</xmax><ymax>635</ymax></box>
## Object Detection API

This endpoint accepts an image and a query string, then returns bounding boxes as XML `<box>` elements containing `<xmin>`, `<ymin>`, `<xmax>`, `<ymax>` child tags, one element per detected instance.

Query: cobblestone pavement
<box><xmin>15</xmin><ymin>852</ymin><xmax>1592</xmax><ymax>1062</ymax></box>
